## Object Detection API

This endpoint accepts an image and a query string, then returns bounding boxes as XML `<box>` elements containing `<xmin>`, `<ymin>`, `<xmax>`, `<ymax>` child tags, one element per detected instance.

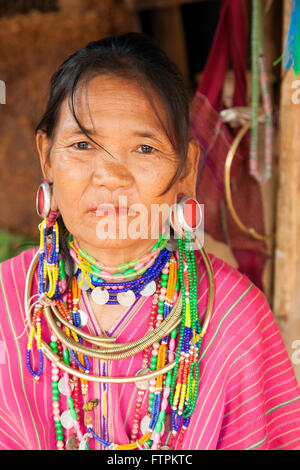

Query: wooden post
<box><xmin>152</xmin><ymin>5</ymin><xmax>189</xmax><ymax>87</ymax></box>
<box><xmin>260</xmin><ymin>0</ymin><xmax>282</xmax><ymax>304</ymax></box>
<box><xmin>273</xmin><ymin>0</ymin><xmax>300</xmax><ymax>382</ymax></box>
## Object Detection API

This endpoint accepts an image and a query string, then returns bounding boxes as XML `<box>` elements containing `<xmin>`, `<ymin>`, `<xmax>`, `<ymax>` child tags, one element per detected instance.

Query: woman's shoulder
<box><xmin>0</xmin><ymin>247</ymin><xmax>39</xmax><ymax>362</ymax></box>
<box><xmin>195</xmin><ymin>248</ymin><xmax>257</xmax><ymax>295</ymax></box>
<box><xmin>195</xmin><ymin>249</ymin><xmax>272</xmax><ymax>338</ymax></box>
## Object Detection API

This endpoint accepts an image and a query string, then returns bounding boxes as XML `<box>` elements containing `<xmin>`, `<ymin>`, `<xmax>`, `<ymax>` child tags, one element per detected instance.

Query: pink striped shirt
<box><xmin>0</xmin><ymin>247</ymin><xmax>300</xmax><ymax>450</ymax></box>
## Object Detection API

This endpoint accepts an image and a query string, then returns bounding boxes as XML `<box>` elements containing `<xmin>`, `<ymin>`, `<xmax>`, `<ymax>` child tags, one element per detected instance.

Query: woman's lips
<box><xmin>90</xmin><ymin>205</ymin><xmax>129</xmax><ymax>217</ymax></box>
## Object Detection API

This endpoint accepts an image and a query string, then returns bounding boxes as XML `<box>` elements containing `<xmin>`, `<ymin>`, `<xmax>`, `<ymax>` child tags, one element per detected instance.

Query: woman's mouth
<box><xmin>89</xmin><ymin>205</ymin><xmax>129</xmax><ymax>217</ymax></box>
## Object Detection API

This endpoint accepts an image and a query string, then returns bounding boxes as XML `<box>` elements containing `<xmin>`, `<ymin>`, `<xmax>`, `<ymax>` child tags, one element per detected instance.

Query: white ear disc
<box><xmin>170</xmin><ymin>196</ymin><xmax>202</xmax><ymax>237</ymax></box>
<box><xmin>36</xmin><ymin>181</ymin><xmax>51</xmax><ymax>218</ymax></box>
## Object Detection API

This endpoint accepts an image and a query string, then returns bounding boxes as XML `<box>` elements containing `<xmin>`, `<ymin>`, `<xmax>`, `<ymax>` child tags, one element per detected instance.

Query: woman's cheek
<box><xmin>52</xmin><ymin>177</ymin><xmax>82</xmax><ymax>225</ymax></box>
<box><xmin>134</xmin><ymin>161</ymin><xmax>173</xmax><ymax>193</ymax></box>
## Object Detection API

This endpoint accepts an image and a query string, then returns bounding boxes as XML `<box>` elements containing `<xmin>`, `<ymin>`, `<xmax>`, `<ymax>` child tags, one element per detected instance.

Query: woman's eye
<box><xmin>137</xmin><ymin>144</ymin><xmax>155</xmax><ymax>154</ymax></box>
<box><xmin>73</xmin><ymin>141</ymin><xmax>92</xmax><ymax>150</ymax></box>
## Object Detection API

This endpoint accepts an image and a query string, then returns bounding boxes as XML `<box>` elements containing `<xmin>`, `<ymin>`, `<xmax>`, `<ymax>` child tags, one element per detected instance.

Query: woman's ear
<box><xmin>177</xmin><ymin>137</ymin><xmax>200</xmax><ymax>199</ymax></box>
<box><xmin>36</xmin><ymin>130</ymin><xmax>58</xmax><ymax>211</ymax></box>
<box><xmin>36</xmin><ymin>130</ymin><xmax>53</xmax><ymax>182</ymax></box>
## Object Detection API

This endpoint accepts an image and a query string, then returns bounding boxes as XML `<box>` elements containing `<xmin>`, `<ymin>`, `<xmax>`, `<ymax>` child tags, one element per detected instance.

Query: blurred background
<box><xmin>0</xmin><ymin>0</ymin><xmax>300</xmax><ymax>380</ymax></box>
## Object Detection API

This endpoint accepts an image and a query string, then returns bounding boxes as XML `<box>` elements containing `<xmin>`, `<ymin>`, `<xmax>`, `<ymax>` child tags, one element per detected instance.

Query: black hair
<box><xmin>36</xmin><ymin>32</ymin><xmax>190</xmax><ymax>184</ymax></box>
<box><xmin>35</xmin><ymin>32</ymin><xmax>191</xmax><ymax>294</ymax></box>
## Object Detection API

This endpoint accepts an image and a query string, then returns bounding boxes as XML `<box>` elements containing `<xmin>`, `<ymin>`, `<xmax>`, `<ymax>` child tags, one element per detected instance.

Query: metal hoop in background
<box><xmin>224</xmin><ymin>121</ymin><xmax>275</xmax><ymax>242</ymax></box>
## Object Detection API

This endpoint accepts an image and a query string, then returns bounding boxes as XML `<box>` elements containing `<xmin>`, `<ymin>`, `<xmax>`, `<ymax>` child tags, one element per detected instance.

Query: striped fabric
<box><xmin>0</xmin><ymin>247</ymin><xmax>300</xmax><ymax>450</ymax></box>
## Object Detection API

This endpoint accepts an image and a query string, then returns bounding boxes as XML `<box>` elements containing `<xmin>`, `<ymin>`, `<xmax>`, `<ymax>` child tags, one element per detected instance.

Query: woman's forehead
<box><xmin>57</xmin><ymin>74</ymin><xmax>169</xmax><ymax>137</ymax></box>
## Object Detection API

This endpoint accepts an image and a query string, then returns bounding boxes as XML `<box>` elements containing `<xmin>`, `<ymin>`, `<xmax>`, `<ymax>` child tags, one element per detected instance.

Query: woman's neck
<box><xmin>74</xmin><ymin>237</ymin><xmax>162</xmax><ymax>268</ymax></box>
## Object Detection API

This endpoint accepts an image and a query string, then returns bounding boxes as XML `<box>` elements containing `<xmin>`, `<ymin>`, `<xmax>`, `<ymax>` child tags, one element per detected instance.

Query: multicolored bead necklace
<box><xmin>68</xmin><ymin>232</ymin><xmax>170</xmax><ymax>306</ymax></box>
<box><xmin>26</xmin><ymin>216</ymin><xmax>203</xmax><ymax>450</ymax></box>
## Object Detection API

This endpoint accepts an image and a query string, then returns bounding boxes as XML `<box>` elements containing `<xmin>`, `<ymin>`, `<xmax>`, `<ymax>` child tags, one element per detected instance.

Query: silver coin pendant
<box><xmin>77</xmin><ymin>309</ymin><xmax>88</xmax><ymax>327</ymax></box>
<box><xmin>135</xmin><ymin>368</ymin><xmax>151</xmax><ymax>391</ymax></box>
<box><xmin>66</xmin><ymin>434</ymin><xmax>78</xmax><ymax>450</ymax></box>
<box><xmin>91</xmin><ymin>286</ymin><xmax>109</xmax><ymax>305</ymax></box>
<box><xmin>61</xmin><ymin>409</ymin><xmax>74</xmax><ymax>429</ymax></box>
<box><xmin>77</xmin><ymin>272</ymin><xmax>90</xmax><ymax>291</ymax></box>
<box><xmin>117</xmin><ymin>290</ymin><xmax>136</xmax><ymax>306</ymax></box>
<box><xmin>140</xmin><ymin>414</ymin><xmax>151</xmax><ymax>434</ymax></box>
<box><xmin>58</xmin><ymin>377</ymin><xmax>74</xmax><ymax>396</ymax></box>
<box><xmin>140</xmin><ymin>281</ymin><xmax>156</xmax><ymax>297</ymax></box>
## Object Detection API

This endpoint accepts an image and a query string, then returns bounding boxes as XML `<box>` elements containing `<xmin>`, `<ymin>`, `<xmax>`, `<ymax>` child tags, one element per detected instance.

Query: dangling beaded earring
<box><xmin>26</xmin><ymin>180</ymin><xmax>60</xmax><ymax>381</ymax></box>
<box><xmin>167</xmin><ymin>195</ymin><xmax>204</xmax><ymax>449</ymax></box>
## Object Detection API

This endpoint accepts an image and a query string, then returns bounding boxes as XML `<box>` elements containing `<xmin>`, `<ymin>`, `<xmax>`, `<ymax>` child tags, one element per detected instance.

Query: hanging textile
<box><xmin>190</xmin><ymin>0</ymin><xmax>270</xmax><ymax>292</ymax></box>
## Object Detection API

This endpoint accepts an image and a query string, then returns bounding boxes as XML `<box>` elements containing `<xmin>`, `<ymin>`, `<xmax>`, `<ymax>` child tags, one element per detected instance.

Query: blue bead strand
<box><xmin>80</xmin><ymin>248</ymin><xmax>171</xmax><ymax>305</ymax></box>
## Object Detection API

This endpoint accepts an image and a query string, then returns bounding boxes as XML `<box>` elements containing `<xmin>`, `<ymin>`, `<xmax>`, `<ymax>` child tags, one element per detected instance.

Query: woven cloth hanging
<box><xmin>189</xmin><ymin>0</ymin><xmax>270</xmax><ymax>291</ymax></box>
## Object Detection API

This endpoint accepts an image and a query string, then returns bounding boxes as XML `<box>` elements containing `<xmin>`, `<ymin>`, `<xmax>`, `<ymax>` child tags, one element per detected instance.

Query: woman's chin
<box><xmin>83</xmin><ymin>213</ymin><xmax>150</xmax><ymax>242</ymax></box>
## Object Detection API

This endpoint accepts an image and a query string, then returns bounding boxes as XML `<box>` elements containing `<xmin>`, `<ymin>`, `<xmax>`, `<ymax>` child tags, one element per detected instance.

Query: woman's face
<box><xmin>37</xmin><ymin>74</ymin><xmax>199</xmax><ymax>260</ymax></box>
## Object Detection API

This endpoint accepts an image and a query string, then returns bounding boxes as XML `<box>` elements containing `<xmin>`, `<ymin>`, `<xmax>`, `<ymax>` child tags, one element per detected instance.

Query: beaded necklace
<box><xmin>26</xmin><ymin>217</ymin><xmax>204</xmax><ymax>450</ymax></box>
<box><xmin>68</xmin><ymin>233</ymin><xmax>169</xmax><ymax>306</ymax></box>
<box><xmin>70</xmin><ymin>231</ymin><xmax>168</xmax><ymax>278</ymax></box>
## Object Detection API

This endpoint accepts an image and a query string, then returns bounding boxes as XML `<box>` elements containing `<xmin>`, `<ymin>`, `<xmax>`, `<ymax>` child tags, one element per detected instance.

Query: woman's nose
<box><xmin>91</xmin><ymin>157</ymin><xmax>134</xmax><ymax>191</ymax></box>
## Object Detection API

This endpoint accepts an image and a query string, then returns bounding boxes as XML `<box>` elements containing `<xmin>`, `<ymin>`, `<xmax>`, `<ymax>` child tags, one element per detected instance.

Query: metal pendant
<box><xmin>91</xmin><ymin>286</ymin><xmax>109</xmax><ymax>305</ymax></box>
<box><xmin>161</xmin><ymin>427</ymin><xmax>172</xmax><ymax>450</ymax></box>
<box><xmin>165</xmin><ymin>238</ymin><xmax>178</xmax><ymax>252</ymax></box>
<box><xmin>164</xmin><ymin>413</ymin><xmax>172</xmax><ymax>434</ymax></box>
<box><xmin>78</xmin><ymin>309</ymin><xmax>88</xmax><ymax>328</ymax></box>
<box><xmin>140</xmin><ymin>413</ymin><xmax>167</xmax><ymax>439</ymax></box>
<box><xmin>58</xmin><ymin>377</ymin><xmax>74</xmax><ymax>396</ymax></box>
<box><xmin>61</xmin><ymin>409</ymin><xmax>74</xmax><ymax>429</ymax></box>
<box><xmin>140</xmin><ymin>280</ymin><xmax>156</xmax><ymax>297</ymax></box>
<box><xmin>66</xmin><ymin>434</ymin><xmax>78</xmax><ymax>450</ymax></box>
<box><xmin>135</xmin><ymin>368</ymin><xmax>151</xmax><ymax>390</ymax></box>
<box><xmin>77</xmin><ymin>272</ymin><xmax>90</xmax><ymax>291</ymax></box>
<box><xmin>117</xmin><ymin>290</ymin><xmax>136</xmax><ymax>306</ymax></box>
<box><xmin>140</xmin><ymin>414</ymin><xmax>151</xmax><ymax>434</ymax></box>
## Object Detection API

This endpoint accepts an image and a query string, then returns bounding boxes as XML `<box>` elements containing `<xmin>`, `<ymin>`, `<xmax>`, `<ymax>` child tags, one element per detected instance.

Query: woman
<box><xmin>0</xmin><ymin>32</ymin><xmax>300</xmax><ymax>451</ymax></box>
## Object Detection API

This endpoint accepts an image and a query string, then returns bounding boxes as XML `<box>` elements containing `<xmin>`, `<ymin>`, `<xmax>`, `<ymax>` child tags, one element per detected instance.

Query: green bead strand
<box><xmin>169</xmin><ymin>238</ymin><xmax>186</xmax><ymax>405</ymax></box>
<box><xmin>59</xmin><ymin>259</ymin><xmax>66</xmax><ymax>280</ymax></box>
<box><xmin>50</xmin><ymin>339</ymin><xmax>64</xmax><ymax>445</ymax></box>
<box><xmin>62</xmin><ymin>349</ymin><xmax>70</xmax><ymax>366</ymax></box>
